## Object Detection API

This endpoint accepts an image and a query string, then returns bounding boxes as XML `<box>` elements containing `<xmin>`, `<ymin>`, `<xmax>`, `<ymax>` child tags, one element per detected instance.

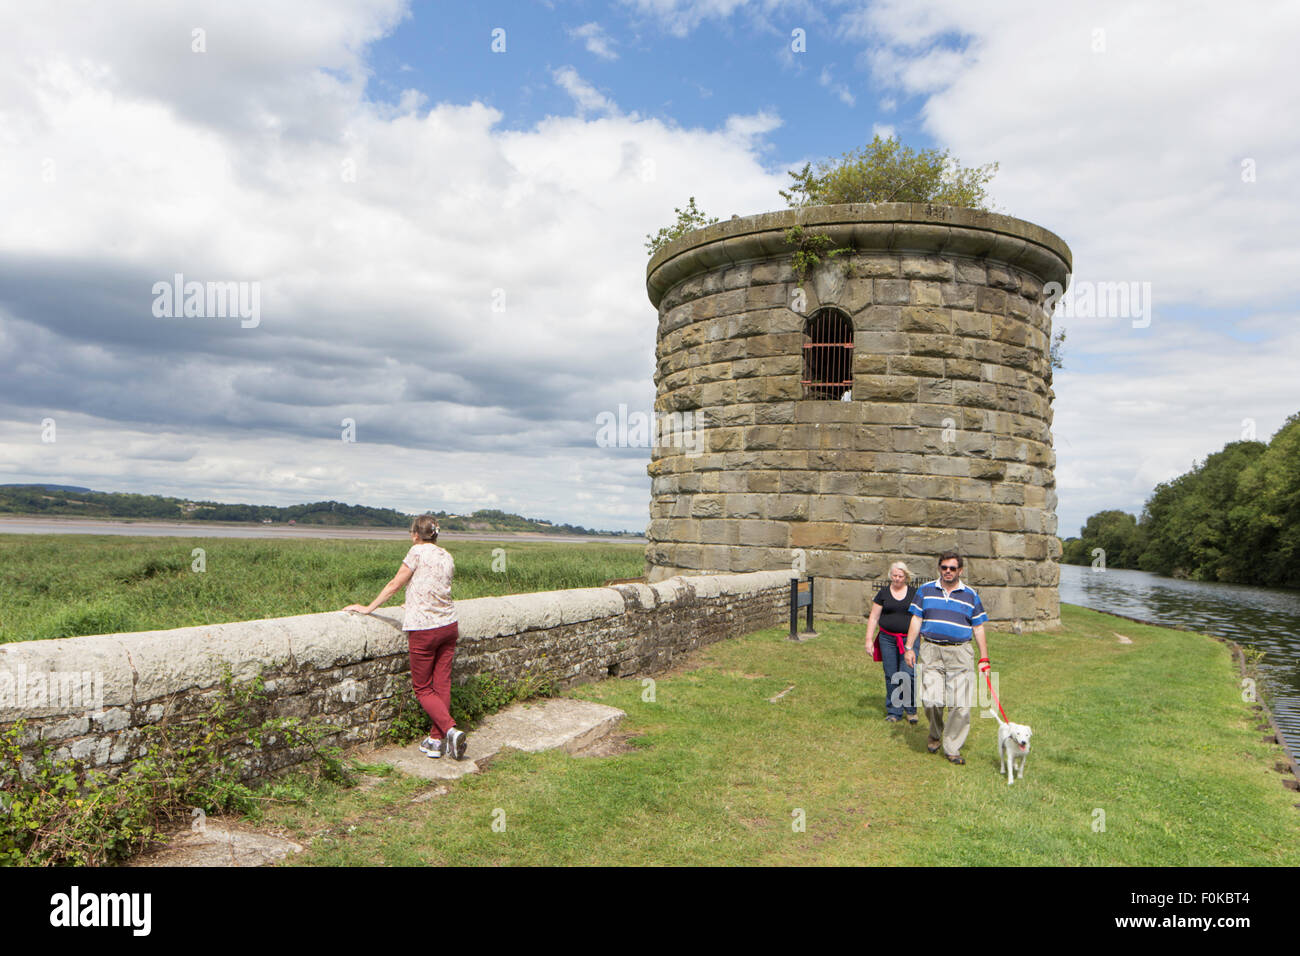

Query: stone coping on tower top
<box><xmin>646</xmin><ymin>203</ymin><xmax>1073</xmax><ymax>308</ymax></box>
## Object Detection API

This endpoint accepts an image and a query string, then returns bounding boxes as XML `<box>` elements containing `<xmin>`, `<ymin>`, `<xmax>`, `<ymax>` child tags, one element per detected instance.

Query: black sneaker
<box><xmin>445</xmin><ymin>727</ymin><xmax>468</xmax><ymax>760</ymax></box>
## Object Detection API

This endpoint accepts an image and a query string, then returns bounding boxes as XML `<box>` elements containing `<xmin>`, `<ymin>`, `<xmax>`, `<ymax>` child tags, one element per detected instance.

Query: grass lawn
<box><xmin>0</xmin><ymin>536</ymin><xmax>645</xmax><ymax>642</ymax></box>
<box><xmin>249</xmin><ymin>604</ymin><xmax>1298</xmax><ymax>866</ymax></box>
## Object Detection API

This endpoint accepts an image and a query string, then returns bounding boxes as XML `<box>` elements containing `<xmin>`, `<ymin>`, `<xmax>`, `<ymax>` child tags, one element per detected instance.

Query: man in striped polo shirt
<box><xmin>903</xmin><ymin>551</ymin><xmax>990</xmax><ymax>765</ymax></box>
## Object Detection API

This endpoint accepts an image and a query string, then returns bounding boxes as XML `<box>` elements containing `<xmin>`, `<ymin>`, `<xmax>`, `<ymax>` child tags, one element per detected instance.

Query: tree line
<box><xmin>1061</xmin><ymin>412</ymin><xmax>1300</xmax><ymax>588</ymax></box>
<box><xmin>0</xmin><ymin>487</ymin><xmax>633</xmax><ymax>537</ymax></box>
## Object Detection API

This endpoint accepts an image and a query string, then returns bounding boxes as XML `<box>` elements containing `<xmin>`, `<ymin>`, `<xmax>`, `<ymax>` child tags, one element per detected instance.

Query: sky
<box><xmin>1</xmin><ymin>0</ymin><xmax>1297</xmax><ymax>535</ymax></box>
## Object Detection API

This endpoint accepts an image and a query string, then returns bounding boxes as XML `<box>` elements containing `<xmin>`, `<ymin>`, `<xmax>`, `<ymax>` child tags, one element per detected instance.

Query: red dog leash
<box><xmin>979</xmin><ymin>658</ymin><xmax>1009</xmax><ymax>722</ymax></box>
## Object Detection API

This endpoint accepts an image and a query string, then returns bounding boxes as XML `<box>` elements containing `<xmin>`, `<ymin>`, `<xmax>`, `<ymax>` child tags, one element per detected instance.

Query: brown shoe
<box><xmin>945</xmin><ymin>752</ymin><xmax>965</xmax><ymax>765</ymax></box>
<box><xmin>926</xmin><ymin>739</ymin><xmax>942</xmax><ymax>754</ymax></box>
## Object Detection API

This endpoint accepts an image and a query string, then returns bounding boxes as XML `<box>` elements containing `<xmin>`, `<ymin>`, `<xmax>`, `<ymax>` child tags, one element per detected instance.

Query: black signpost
<box><xmin>788</xmin><ymin>575</ymin><xmax>817</xmax><ymax>641</ymax></box>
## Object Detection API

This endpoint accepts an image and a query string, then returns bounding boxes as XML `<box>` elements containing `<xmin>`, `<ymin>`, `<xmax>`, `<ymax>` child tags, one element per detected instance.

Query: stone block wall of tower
<box><xmin>644</xmin><ymin>203</ymin><xmax>1072</xmax><ymax>629</ymax></box>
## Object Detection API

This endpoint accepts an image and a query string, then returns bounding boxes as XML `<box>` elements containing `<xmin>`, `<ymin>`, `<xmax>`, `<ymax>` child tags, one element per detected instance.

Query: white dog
<box><xmin>989</xmin><ymin>710</ymin><xmax>1032</xmax><ymax>785</ymax></box>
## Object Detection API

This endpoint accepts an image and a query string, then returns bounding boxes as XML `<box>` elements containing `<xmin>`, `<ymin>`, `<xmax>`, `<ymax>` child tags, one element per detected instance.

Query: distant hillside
<box><xmin>1</xmin><ymin>483</ymin><xmax>93</xmax><ymax>493</ymax></box>
<box><xmin>0</xmin><ymin>486</ymin><xmax>636</xmax><ymax>537</ymax></box>
<box><xmin>427</xmin><ymin>508</ymin><xmax>631</xmax><ymax>537</ymax></box>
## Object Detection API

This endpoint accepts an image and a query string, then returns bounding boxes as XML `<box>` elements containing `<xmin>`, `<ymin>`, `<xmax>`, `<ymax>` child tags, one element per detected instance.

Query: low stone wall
<box><xmin>0</xmin><ymin>571</ymin><xmax>792</xmax><ymax>781</ymax></box>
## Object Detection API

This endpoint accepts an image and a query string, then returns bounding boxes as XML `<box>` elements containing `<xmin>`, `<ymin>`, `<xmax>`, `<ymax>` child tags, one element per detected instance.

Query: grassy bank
<box><xmin>0</xmin><ymin>535</ymin><xmax>645</xmax><ymax>643</ymax></box>
<box><xmin>243</xmin><ymin>604</ymin><xmax>1297</xmax><ymax>866</ymax></box>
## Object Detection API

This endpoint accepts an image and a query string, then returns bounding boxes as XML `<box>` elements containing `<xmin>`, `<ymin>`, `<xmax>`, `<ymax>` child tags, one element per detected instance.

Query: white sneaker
<box><xmin>445</xmin><ymin>728</ymin><xmax>467</xmax><ymax>761</ymax></box>
<box><xmin>418</xmin><ymin>736</ymin><xmax>443</xmax><ymax>758</ymax></box>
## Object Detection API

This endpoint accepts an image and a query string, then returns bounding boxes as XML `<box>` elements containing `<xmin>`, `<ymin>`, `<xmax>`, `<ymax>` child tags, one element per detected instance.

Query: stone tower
<box><xmin>643</xmin><ymin>203</ymin><xmax>1071</xmax><ymax>629</ymax></box>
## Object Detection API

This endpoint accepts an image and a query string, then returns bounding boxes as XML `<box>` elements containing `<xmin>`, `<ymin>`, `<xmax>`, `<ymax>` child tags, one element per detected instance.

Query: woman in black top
<box><xmin>865</xmin><ymin>562</ymin><xmax>919</xmax><ymax>723</ymax></box>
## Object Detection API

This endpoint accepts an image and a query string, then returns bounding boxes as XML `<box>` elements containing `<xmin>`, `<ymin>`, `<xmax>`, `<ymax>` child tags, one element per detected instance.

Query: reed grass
<box><xmin>0</xmin><ymin>535</ymin><xmax>645</xmax><ymax>642</ymax></box>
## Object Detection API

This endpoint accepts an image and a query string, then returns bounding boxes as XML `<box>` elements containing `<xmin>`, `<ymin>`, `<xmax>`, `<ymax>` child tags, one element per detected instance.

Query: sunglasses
<box><xmin>939</xmin><ymin>565</ymin><xmax>960</xmax><ymax>571</ymax></box>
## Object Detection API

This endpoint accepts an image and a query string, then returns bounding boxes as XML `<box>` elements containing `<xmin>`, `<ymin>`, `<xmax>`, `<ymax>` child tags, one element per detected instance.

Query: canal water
<box><xmin>1060</xmin><ymin>563</ymin><xmax>1300</xmax><ymax>757</ymax></box>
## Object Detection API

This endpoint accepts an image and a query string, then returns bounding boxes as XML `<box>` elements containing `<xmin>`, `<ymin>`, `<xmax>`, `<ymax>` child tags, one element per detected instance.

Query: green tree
<box><xmin>1231</xmin><ymin>413</ymin><xmax>1300</xmax><ymax>587</ymax></box>
<box><xmin>1065</xmin><ymin>411</ymin><xmax>1299</xmax><ymax>586</ymax></box>
<box><xmin>1061</xmin><ymin>536</ymin><xmax>1088</xmax><ymax>565</ymax></box>
<box><xmin>1138</xmin><ymin>441</ymin><xmax>1266</xmax><ymax>580</ymax></box>
<box><xmin>644</xmin><ymin>196</ymin><xmax>720</xmax><ymax>256</ymax></box>
<box><xmin>779</xmin><ymin>134</ymin><xmax>998</xmax><ymax>210</ymax></box>
<box><xmin>1063</xmin><ymin>510</ymin><xmax>1144</xmax><ymax>568</ymax></box>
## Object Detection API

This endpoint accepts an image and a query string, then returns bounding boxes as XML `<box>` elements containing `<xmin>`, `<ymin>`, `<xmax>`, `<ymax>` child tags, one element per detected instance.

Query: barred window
<box><xmin>801</xmin><ymin>307</ymin><xmax>854</xmax><ymax>400</ymax></box>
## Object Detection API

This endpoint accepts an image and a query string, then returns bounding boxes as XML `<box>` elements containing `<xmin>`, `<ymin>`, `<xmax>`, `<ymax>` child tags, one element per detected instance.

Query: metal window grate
<box><xmin>801</xmin><ymin>308</ymin><xmax>854</xmax><ymax>400</ymax></box>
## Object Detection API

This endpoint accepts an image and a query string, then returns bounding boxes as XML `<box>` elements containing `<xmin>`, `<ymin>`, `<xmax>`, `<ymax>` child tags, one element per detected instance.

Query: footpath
<box><xmin>127</xmin><ymin>697</ymin><xmax>625</xmax><ymax>867</ymax></box>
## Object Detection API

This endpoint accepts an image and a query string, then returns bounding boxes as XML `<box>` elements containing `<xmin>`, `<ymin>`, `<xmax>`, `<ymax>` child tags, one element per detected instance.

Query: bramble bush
<box><xmin>0</xmin><ymin>671</ymin><xmax>350</xmax><ymax>866</ymax></box>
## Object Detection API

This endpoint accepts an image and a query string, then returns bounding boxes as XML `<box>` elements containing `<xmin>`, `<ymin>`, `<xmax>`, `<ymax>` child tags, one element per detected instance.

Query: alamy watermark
<box><xmin>152</xmin><ymin>273</ymin><xmax>261</xmax><ymax>328</ymax></box>
<box><xmin>1044</xmin><ymin>274</ymin><xmax>1152</xmax><ymax>328</ymax></box>
<box><xmin>49</xmin><ymin>886</ymin><xmax>151</xmax><ymax>936</ymax></box>
<box><xmin>595</xmin><ymin>404</ymin><xmax>708</xmax><ymax>456</ymax></box>
<box><xmin>908</xmin><ymin>669</ymin><xmax>1003</xmax><ymax>712</ymax></box>
<box><xmin>0</xmin><ymin>666</ymin><xmax>105</xmax><ymax>716</ymax></box>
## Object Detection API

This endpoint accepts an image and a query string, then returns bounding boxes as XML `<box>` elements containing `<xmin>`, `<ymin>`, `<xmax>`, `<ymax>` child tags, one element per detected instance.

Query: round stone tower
<box><xmin>643</xmin><ymin>203</ymin><xmax>1071</xmax><ymax>630</ymax></box>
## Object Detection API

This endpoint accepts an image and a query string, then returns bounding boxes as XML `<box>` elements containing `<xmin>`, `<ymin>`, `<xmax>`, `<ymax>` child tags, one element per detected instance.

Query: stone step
<box><xmin>127</xmin><ymin>822</ymin><xmax>303</xmax><ymax>867</ymax></box>
<box><xmin>364</xmin><ymin>697</ymin><xmax>626</xmax><ymax>781</ymax></box>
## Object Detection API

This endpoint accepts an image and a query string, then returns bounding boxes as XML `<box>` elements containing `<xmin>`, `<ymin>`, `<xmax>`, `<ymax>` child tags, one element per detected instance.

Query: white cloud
<box><xmin>1049</xmin><ymin>304</ymin><xmax>1300</xmax><ymax>535</ymax></box>
<box><xmin>818</xmin><ymin>65</ymin><xmax>855</xmax><ymax>107</ymax></box>
<box><xmin>0</xmin><ymin>412</ymin><xmax>658</xmax><ymax>529</ymax></box>
<box><xmin>7</xmin><ymin>0</ymin><xmax>1297</xmax><ymax>539</ymax></box>
<box><xmin>723</xmin><ymin>110</ymin><xmax>782</xmax><ymax>140</ymax></box>
<box><xmin>623</xmin><ymin>0</ymin><xmax>774</xmax><ymax>37</ymax></box>
<box><xmin>571</xmin><ymin>21</ymin><xmax>619</xmax><ymax>60</ymax></box>
<box><xmin>0</xmin><ymin>0</ymin><xmax>409</xmax><ymax>142</ymax></box>
<box><xmin>844</xmin><ymin>0</ymin><xmax>1300</xmax><ymax>532</ymax></box>
<box><xmin>0</xmin><ymin>2</ymin><xmax>790</xmax><ymax>531</ymax></box>
<box><xmin>855</xmin><ymin>0</ymin><xmax>1300</xmax><ymax>305</ymax></box>
<box><xmin>552</xmin><ymin>66</ymin><xmax>617</xmax><ymax>116</ymax></box>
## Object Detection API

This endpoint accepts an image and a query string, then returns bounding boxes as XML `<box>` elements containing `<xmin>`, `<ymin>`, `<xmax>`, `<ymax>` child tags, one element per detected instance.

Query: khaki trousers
<box><xmin>919</xmin><ymin>640</ymin><xmax>974</xmax><ymax>757</ymax></box>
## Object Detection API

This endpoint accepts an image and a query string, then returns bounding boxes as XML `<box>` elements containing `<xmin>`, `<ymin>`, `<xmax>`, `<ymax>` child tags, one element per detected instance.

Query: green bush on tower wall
<box><xmin>779</xmin><ymin>134</ymin><xmax>998</xmax><ymax>210</ymax></box>
<box><xmin>646</xmin><ymin>135</ymin><xmax>1000</xmax><ymax>279</ymax></box>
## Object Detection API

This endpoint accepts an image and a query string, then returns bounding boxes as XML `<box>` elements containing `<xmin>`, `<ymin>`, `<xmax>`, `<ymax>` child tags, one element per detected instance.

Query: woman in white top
<box><xmin>344</xmin><ymin>515</ymin><xmax>466</xmax><ymax>759</ymax></box>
